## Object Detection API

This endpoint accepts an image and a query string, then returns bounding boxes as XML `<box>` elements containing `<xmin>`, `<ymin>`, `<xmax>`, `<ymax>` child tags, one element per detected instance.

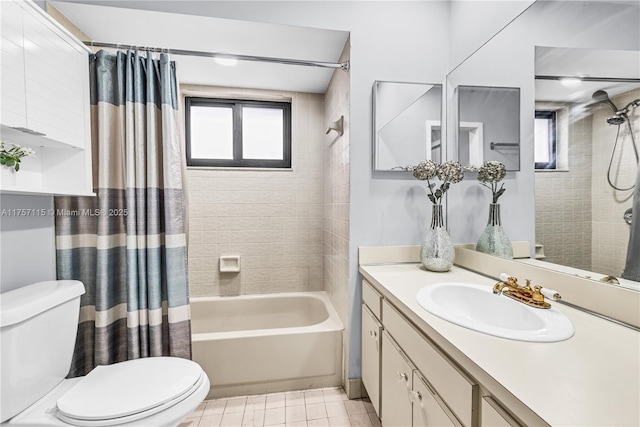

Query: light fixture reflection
<box><xmin>561</xmin><ymin>77</ymin><xmax>581</xmax><ymax>86</ymax></box>
<box><xmin>213</xmin><ymin>56</ymin><xmax>238</xmax><ymax>67</ymax></box>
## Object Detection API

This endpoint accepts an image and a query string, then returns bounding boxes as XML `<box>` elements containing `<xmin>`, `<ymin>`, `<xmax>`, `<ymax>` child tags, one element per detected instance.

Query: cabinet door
<box><xmin>381</xmin><ymin>331</ymin><xmax>413</xmax><ymax>427</ymax></box>
<box><xmin>21</xmin><ymin>3</ymin><xmax>87</xmax><ymax>148</ymax></box>
<box><xmin>383</xmin><ymin>300</ymin><xmax>478</xmax><ymax>427</ymax></box>
<box><xmin>413</xmin><ymin>372</ymin><xmax>458</xmax><ymax>427</ymax></box>
<box><xmin>1</xmin><ymin>0</ymin><xmax>27</xmax><ymax>128</ymax></box>
<box><xmin>362</xmin><ymin>305</ymin><xmax>382</xmax><ymax>417</ymax></box>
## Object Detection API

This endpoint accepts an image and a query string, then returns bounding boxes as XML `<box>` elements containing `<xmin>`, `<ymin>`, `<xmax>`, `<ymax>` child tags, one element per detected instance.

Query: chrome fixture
<box><xmin>624</xmin><ymin>208</ymin><xmax>633</xmax><ymax>225</ymax></box>
<box><xmin>325</xmin><ymin>116</ymin><xmax>344</xmax><ymax>137</ymax></box>
<box><xmin>84</xmin><ymin>41</ymin><xmax>350</xmax><ymax>71</ymax></box>
<box><xmin>591</xmin><ymin>90</ymin><xmax>639</xmax><ymax>191</ymax></box>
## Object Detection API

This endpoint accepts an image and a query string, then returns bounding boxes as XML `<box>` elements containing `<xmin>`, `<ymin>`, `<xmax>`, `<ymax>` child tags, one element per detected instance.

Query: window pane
<box><xmin>534</xmin><ymin>117</ymin><xmax>551</xmax><ymax>163</ymax></box>
<box><xmin>190</xmin><ymin>106</ymin><xmax>233</xmax><ymax>159</ymax></box>
<box><xmin>242</xmin><ymin>107</ymin><xmax>284</xmax><ymax>160</ymax></box>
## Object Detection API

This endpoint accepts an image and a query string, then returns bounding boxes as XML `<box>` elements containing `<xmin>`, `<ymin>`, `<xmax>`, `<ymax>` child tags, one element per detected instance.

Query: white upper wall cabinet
<box><xmin>1</xmin><ymin>1</ymin><xmax>27</xmax><ymax>129</ymax></box>
<box><xmin>0</xmin><ymin>0</ymin><xmax>93</xmax><ymax>196</ymax></box>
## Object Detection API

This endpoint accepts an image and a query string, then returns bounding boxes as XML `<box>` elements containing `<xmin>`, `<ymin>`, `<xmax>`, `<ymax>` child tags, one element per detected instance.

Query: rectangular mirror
<box><xmin>457</xmin><ymin>85</ymin><xmax>520</xmax><ymax>170</ymax></box>
<box><xmin>445</xmin><ymin>0</ymin><xmax>640</xmax><ymax>289</ymax></box>
<box><xmin>373</xmin><ymin>81</ymin><xmax>442</xmax><ymax>171</ymax></box>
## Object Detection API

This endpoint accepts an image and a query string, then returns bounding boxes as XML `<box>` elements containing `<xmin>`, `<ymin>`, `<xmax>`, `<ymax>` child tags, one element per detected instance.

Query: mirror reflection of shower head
<box><xmin>607</xmin><ymin>114</ymin><xmax>626</xmax><ymax>126</ymax></box>
<box><xmin>592</xmin><ymin>90</ymin><xmax>620</xmax><ymax>114</ymax></box>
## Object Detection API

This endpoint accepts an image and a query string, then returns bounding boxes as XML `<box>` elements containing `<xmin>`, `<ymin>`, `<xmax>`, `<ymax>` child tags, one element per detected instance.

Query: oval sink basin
<box><xmin>416</xmin><ymin>282</ymin><xmax>574</xmax><ymax>342</ymax></box>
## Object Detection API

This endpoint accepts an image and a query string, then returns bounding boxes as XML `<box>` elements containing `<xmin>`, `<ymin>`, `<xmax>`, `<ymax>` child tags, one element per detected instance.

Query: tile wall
<box><xmin>322</xmin><ymin>40</ymin><xmax>351</xmax><ymax>387</ymax></box>
<box><xmin>185</xmin><ymin>85</ymin><xmax>324</xmax><ymax>297</ymax></box>
<box><xmin>535</xmin><ymin>88</ymin><xmax>639</xmax><ymax>277</ymax></box>
<box><xmin>535</xmin><ymin>102</ymin><xmax>593</xmax><ymax>270</ymax></box>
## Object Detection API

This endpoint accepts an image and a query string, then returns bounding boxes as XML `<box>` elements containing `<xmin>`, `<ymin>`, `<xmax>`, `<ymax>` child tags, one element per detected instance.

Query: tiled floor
<box><xmin>180</xmin><ymin>387</ymin><xmax>380</xmax><ymax>427</ymax></box>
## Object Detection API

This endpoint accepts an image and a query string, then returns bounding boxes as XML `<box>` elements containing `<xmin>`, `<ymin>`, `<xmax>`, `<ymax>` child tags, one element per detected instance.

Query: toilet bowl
<box><xmin>1</xmin><ymin>281</ymin><xmax>209</xmax><ymax>427</ymax></box>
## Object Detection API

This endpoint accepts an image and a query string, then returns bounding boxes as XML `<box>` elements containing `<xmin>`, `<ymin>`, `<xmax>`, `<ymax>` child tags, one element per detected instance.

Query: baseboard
<box><xmin>345</xmin><ymin>378</ymin><xmax>363</xmax><ymax>399</ymax></box>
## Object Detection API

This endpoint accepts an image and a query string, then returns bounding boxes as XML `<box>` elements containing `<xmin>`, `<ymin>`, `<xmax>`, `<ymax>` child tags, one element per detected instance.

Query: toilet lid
<box><xmin>57</xmin><ymin>357</ymin><xmax>204</xmax><ymax>425</ymax></box>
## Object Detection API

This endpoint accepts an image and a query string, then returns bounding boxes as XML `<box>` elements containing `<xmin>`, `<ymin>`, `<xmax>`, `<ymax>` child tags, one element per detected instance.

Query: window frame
<box><xmin>534</xmin><ymin>110</ymin><xmax>557</xmax><ymax>170</ymax></box>
<box><xmin>185</xmin><ymin>97</ymin><xmax>292</xmax><ymax>168</ymax></box>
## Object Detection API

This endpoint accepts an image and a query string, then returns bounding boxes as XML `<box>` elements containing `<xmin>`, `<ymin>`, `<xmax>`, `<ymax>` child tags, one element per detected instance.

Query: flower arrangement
<box><xmin>466</xmin><ymin>160</ymin><xmax>507</xmax><ymax>203</ymax></box>
<box><xmin>0</xmin><ymin>141</ymin><xmax>35</xmax><ymax>172</ymax></box>
<box><xmin>407</xmin><ymin>160</ymin><xmax>464</xmax><ymax>204</ymax></box>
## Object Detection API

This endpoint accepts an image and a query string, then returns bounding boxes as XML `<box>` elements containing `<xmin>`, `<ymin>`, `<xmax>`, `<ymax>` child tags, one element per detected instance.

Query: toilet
<box><xmin>0</xmin><ymin>280</ymin><xmax>209</xmax><ymax>426</ymax></box>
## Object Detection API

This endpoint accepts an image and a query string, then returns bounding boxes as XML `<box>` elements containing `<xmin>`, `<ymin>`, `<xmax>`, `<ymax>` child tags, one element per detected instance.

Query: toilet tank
<box><xmin>0</xmin><ymin>280</ymin><xmax>85</xmax><ymax>423</ymax></box>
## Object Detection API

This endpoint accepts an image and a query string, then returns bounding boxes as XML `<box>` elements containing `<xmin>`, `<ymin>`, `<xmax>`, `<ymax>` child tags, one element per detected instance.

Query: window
<box><xmin>185</xmin><ymin>97</ymin><xmax>292</xmax><ymax>168</ymax></box>
<box><xmin>534</xmin><ymin>110</ymin><xmax>557</xmax><ymax>170</ymax></box>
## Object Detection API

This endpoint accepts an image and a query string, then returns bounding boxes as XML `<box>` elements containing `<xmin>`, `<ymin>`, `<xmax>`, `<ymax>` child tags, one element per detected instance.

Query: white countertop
<box><xmin>360</xmin><ymin>263</ymin><xmax>640</xmax><ymax>427</ymax></box>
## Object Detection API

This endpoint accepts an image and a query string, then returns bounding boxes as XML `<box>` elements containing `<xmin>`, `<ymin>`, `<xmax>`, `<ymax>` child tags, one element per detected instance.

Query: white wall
<box><xmin>0</xmin><ymin>194</ymin><xmax>56</xmax><ymax>292</ymax></box>
<box><xmin>448</xmin><ymin>0</ymin><xmax>535</xmax><ymax>69</ymax></box>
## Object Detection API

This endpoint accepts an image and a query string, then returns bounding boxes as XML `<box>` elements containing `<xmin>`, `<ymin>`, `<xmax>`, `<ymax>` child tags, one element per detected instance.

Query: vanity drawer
<box><xmin>362</xmin><ymin>279</ymin><xmax>382</xmax><ymax>319</ymax></box>
<box><xmin>481</xmin><ymin>397</ymin><xmax>522</xmax><ymax>427</ymax></box>
<box><xmin>413</xmin><ymin>371</ymin><xmax>459</xmax><ymax>427</ymax></box>
<box><xmin>383</xmin><ymin>300</ymin><xmax>478</xmax><ymax>427</ymax></box>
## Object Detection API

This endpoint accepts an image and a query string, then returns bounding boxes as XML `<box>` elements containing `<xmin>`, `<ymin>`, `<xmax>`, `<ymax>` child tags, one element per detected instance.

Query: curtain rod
<box><xmin>84</xmin><ymin>41</ymin><xmax>350</xmax><ymax>72</ymax></box>
<box><xmin>536</xmin><ymin>75</ymin><xmax>640</xmax><ymax>83</ymax></box>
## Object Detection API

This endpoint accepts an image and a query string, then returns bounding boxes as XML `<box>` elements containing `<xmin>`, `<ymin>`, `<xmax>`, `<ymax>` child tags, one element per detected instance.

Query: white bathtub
<box><xmin>191</xmin><ymin>292</ymin><xmax>344</xmax><ymax>398</ymax></box>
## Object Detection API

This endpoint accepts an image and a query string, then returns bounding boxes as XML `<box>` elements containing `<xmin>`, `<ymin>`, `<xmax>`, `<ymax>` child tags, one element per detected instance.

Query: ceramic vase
<box><xmin>476</xmin><ymin>203</ymin><xmax>513</xmax><ymax>259</ymax></box>
<box><xmin>421</xmin><ymin>204</ymin><xmax>455</xmax><ymax>272</ymax></box>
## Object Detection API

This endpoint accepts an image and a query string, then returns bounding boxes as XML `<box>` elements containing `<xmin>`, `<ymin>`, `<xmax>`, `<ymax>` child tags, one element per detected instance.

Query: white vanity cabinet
<box><xmin>1</xmin><ymin>0</ymin><xmax>93</xmax><ymax>196</ymax></box>
<box><xmin>362</xmin><ymin>276</ymin><xmax>480</xmax><ymax>427</ymax></box>
<box><xmin>383</xmin><ymin>300</ymin><xmax>478</xmax><ymax>426</ymax></box>
<box><xmin>361</xmin><ymin>280</ymin><xmax>382</xmax><ymax>416</ymax></box>
<box><xmin>362</xmin><ymin>275</ymin><xmax>526</xmax><ymax>427</ymax></box>
<box><xmin>378</xmin><ymin>316</ymin><xmax>466</xmax><ymax>427</ymax></box>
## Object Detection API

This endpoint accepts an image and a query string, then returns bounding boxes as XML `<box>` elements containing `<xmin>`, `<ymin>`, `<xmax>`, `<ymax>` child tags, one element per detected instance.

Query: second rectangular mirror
<box><xmin>373</xmin><ymin>81</ymin><xmax>442</xmax><ymax>171</ymax></box>
<box><xmin>457</xmin><ymin>85</ymin><xmax>520</xmax><ymax>170</ymax></box>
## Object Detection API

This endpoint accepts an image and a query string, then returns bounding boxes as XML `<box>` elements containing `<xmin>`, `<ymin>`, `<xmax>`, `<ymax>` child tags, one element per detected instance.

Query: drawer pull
<box><xmin>397</xmin><ymin>371</ymin><xmax>409</xmax><ymax>383</ymax></box>
<box><xmin>370</xmin><ymin>330</ymin><xmax>378</xmax><ymax>338</ymax></box>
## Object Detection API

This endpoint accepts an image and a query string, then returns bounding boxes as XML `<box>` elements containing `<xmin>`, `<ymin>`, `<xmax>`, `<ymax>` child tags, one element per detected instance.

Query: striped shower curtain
<box><xmin>55</xmin><ymin>50</ymin><xmax>191</xmax><ymax>377</ymax></box>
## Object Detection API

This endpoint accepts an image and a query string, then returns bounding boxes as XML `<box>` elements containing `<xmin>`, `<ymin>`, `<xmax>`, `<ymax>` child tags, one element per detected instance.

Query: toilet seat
<box><xmin>56</xmin><ymin>357</ymin><xmax>204</xmax><ymax>426</ymax></box>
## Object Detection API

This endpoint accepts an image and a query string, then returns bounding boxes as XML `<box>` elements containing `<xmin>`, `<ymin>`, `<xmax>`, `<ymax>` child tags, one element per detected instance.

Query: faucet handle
<box><xmin>499</xmin><ymin>273</ymin><xmax>519</xmax><ymax>287</ymax></box>
<box><xmin>540</xmin><ymin>287</ymin><xmax>561</xmax><ymax>300</ymax></box>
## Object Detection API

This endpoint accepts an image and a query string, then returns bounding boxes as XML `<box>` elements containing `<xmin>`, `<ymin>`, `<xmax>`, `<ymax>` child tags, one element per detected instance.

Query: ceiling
<box><xmin>49</xmin><ymin>2</ymin><xmax>640</xmax><ymax>101</ymax></box>
<box><xmin>50</xmin><ymin>1</ymin><xmax>349</xmax><ymax>94</ymax></box>
<box><xmin>535</xmin><ymin>46</ymin><xmax>640</xmax><ymax>104</ymax></box>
